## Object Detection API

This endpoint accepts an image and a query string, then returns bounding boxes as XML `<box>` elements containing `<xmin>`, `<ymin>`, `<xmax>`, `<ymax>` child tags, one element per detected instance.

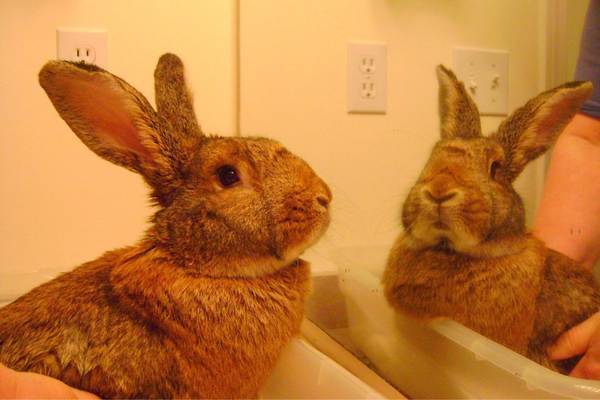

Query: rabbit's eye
<box><xmin>216</xmin><ymin>165</ymin><xmax>240</xmax><ymax>188</ymax></box>
<box><xmin>489</xmin><ymin>161</ymin><xmax>501</xmax><ymax>179</ymax></box>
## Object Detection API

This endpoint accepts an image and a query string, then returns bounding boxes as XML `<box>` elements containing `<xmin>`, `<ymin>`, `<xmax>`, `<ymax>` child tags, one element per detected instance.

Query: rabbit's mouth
<box><xmin>422</xmin><ymin>211</ymin><xmax>454</xmax><ymax>234</ymax></box>
<box><xmin>406</xmin><ymin>230</ymin><xmax>457</xmax><ymax>253</ymax></box>
<box><xmin>407</xmin><ymin>217</ymin><xmax>453</xmax><ymax>248</ymax></box>
<box><xmin>407</xmin><ymin>212</ymin><xmax>482</xmax><ymax>253</ymax></box>
<box><xmin>430</xmin><ymin>237</ymin><xmax>453</xmax><ymax>252</ymax></box>
<box><xmin>432</xmin><ymin>220</ymin><xmax>449</xmax><ymax>230</ymax></box>
<box><xmin>280</xmin><ymin>218</ymin><xmax>330</xmax><ymax>261</ymax></box>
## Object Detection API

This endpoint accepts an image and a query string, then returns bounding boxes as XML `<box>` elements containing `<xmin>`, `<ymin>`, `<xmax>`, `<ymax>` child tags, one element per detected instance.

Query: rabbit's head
<box><xmin>39</xmin><ymin>54</ymin><xmax>331</xmax><ymax>277</ymax></box>
<box><xmin>402</xmin><ymin>65</ymin><xmax>592</xmax><ymax>254</ymax></box>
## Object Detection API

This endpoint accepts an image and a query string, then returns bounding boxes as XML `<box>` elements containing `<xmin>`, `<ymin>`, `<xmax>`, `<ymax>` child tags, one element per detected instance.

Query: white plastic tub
<box><xmin>0</xmin><ymin>270</ymin><xmax>384</xmax><ymax>399</ymax></box>
<box><xmin>335</xmin><ymin>246</ymin><xmax>600</xmax><ymax>399</ymax></box>
<box><xmin>263</xmin><ymin>337</ymin><xmax>385</xmax><ymax>399</ymax></box>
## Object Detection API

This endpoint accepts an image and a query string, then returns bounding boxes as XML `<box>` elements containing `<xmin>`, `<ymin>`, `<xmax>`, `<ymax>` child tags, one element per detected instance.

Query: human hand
<box><xmin>548</xmin><ymin>312</ymin><xmax>600</xmax><ymax>379</ymax></box>
<box><xmin>0</xmin><ymin>363</ymin><xmax>98</xmax><ymax>399</ymax></box>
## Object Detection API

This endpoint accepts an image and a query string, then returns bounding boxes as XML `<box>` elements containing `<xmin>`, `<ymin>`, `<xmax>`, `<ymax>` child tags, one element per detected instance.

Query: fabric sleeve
<box><xmin>575</xmin><ymin>0</ymin><xmax>600</xmax><ymax>117</ymax></box>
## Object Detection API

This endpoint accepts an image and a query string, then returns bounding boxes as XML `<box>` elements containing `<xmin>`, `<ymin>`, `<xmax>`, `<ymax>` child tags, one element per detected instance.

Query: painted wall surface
<box><xmin>0</xmin><ymin>1</ymin><xmax>588</xmax><ymax>274</ymax></box>
<box><xmin>566</xmin><ymin>0</ymin><xmax>589</xmax><ymax>80</ymax></box>
<box><xmin>0</xmin><ymin>1</ymin><xmax>236</xmax><ymax>273</ymax></box>
<box><xmin>239</xmin><ymin>0</ymin><xmax>559</xmax><ymax>262</ymax></box>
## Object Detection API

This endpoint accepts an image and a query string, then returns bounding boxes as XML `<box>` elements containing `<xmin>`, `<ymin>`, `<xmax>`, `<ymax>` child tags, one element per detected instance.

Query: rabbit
<box><xmin>382</xmin><ymin>65</ymin><xmax>599</xmax><ymax>374</ymax></box>
<box><xmin>0</xmin><ymin>53</ymin><xmax>331</xmax><ymax>398</ymax></box>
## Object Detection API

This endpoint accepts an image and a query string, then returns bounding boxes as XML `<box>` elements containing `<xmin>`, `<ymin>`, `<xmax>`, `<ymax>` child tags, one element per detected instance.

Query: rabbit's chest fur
<box><xmin>0</xmin><ymin>246</ymin><xmax>310</xmax><ymax>398</ymax></box>
<box><xmin>383</xmin><ymin>235</ymin><xmax>546</xmax><ymax>353</ymax></box>
<box><xmin>384</xmin><ymin>235</ymin><xmax>600</xmax><ymax>370</ymax></box>
<box><xmin>527</xmin><ymin>249</ymin><xmax>600</xmax><ymax>371</ymax></box>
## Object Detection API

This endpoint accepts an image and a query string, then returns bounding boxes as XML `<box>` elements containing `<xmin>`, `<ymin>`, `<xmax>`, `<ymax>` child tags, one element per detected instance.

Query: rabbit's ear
<box><xmin>154</xmin><ymin>53</ymin><xmax>203</xmax><ymax>138</ymax></box>
<box><xmin>491</xmin><ymin>81</ymin><xmax>593</xmax><ymax>181</ymax></box>
<box><xmin>437</xmin><ymin>65</ymin><xmax>482</xmax><ymax>140</ymax></box>
<box><xmin>39</xmin><ymin>61</ymin><xmax>195</xmax><ymax>205</ymax></box>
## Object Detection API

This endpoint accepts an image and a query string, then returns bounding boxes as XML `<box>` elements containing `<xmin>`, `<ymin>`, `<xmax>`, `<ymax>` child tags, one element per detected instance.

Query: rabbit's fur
<box><xmin>0</xmin><ymin>54</ymin><xmax>331</xmax><ymax>398</ymax></box>
<box><xmin>383</xmin><ymin>65</ymin><xmax>598</xmax><ymax>373</ymax></box>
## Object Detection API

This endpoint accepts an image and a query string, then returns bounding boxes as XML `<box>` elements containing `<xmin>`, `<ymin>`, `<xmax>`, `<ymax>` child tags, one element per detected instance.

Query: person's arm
<box><xmin>543</xmin><ymin>119</ymin><xmax>600</xmax><ymax>379</ymax></box>
<box><xmin>535</xmin><ymin>0</ymin><xmax>600</xmax><ymax>379</ymax></box>
<box><xmin>0</xmin><ymin>363</ymin><xmax>98</xmax><ymax>399</ymax></box>
<box><xmin>533</xmin><ymin>112</ymin><xmax>600</xmax><ymax>270</ymax></box>
<box><xmin>533</xmin><ymin>0</ymin><xmax>600</xmax><ymax>270</ymax></box>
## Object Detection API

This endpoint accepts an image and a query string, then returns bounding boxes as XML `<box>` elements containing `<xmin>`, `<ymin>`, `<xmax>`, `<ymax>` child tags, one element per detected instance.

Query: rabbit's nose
<box><xmin>315</xmin><ymin>179</ymin><xmax>332</xmax><ymax>210</ymax></box>
<box><xmin>317</xmin><ymin>195</ymin><xmax>330</xmax><ymax>209</ymax></box>
<box><xmin>423</xmin><ymin>188</ymin><xmax>458</xmax><ymax>204</ymax></box>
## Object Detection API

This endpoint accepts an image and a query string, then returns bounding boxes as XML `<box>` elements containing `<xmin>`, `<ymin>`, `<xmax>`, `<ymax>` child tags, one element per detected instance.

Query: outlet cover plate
<box><xmin>453</xmin><ymin>48</ymin><xmax>508</xmax><ymax>116</ymax></box>
<box><xmin>347</xmin><ymin>41</ymin><xmax>387</xmax><ymax>114</ymax></box>
<box><xmin>57</xmin><ymin>28</ymin><xmax>108</xmax><ymax>68</ymax></box>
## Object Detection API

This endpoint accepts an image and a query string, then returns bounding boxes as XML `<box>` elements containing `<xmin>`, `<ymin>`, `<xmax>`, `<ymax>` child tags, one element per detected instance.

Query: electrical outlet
<box><xmin>360</xmin><ymin>57</ymin><xmax>375</xmax><ymax>74</ymax></box>
<box><xmin>453</xmin><ymin>48</ymin><xmax>509</xmax><ymax>116</ymax></box>
<box><xmin>347</xmin><ymin>42</ymin><xmax>387</xmax><ymax>114</ymax></box>
<box><xmin>57</xmin><ymin>28</ymin><xmax>108</xmax><ymax>68</ymax></box>
<box><xmin>361</xmin><ymin>82</ymin><xmax>376</xmax><ymax>99</ymax></box>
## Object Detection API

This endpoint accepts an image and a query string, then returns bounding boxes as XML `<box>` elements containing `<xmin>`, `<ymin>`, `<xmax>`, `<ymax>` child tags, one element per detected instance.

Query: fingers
<box><xmin>0</xmin><ymin>363</ymin><xmax>19</xmax><ymax>398</ymax></box>
<box><xmin>570</xmin><ymin>351</ymin><xmax>600</xmax><ymax>379</ymax></box>
<box><xmin>0</xmin><ymin>362</ymin><xmax>99</xmax><ymax>399</ymax></box>
<box><xmin>547</xmin><ymin>312</ymin><xmax>600</xmax><ymax>380</ymax></box>
<box><xmin>71</xmin><ymin>387</ymin><xmax>100</xmax><ymax>400</ymax></box>
<box><xmin>548</xmin><ymin>312</ymin><xmax>600</xmax><ymax>360</ymax></box>
<box><xmin>570</xmin><ymin>318</ymin><xmax>600</xmax><ymax>379</ymax></box>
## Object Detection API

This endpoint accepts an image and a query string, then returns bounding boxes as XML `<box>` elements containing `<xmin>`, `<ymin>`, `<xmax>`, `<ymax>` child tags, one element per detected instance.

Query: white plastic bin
<box><xmin>334</xmin><ymin>246</ymin><xmax>600</xmax><ymax>399</ymax></box>
<box><xmin>263</xmin><ymin>337</ymin><xmax>385</xmax><ymax>399</ymax></box>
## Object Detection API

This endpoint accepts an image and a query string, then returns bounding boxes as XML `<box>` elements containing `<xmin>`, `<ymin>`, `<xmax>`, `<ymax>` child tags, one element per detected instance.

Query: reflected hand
<box><xmin>0</xmin><ymin>363</ymin><xmax>98</xmax><ymax>399</ymax></box>
<box><xmin>548</xmin><ymin>312</ymin><xmax>600</xmax><ymax>379</ymax></box>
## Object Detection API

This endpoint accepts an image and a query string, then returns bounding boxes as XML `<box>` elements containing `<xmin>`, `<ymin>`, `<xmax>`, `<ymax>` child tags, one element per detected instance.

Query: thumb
<box><xmin>0</xmin><ymin>363</ymin><xmax>19</xmax><ymax>398</ymax></box>
<box><xmin>548</xmin><ymin>312</ymin><xmax>600</xmax><ymax>360</ymax></box>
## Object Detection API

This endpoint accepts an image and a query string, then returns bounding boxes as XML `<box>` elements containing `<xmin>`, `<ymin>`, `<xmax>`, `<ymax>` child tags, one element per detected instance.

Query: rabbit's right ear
<box><xmin>437</xmin><ymin>65</ymin><xmax>482</xmax><ymax>140</ymax></box>
<box><xmin>39</xmin><ymin>60</ymin><xmax>197</xmax><ymax>205</ymax></box>
<box><xmin>154</xmin><ymin>53</ymin><xmax>203</xmax><ymax>139</ymax></box>
<box><xmin>491</xmin><ymin>81</ymin><xmax>593</xmax><ymax>181</ymax></box>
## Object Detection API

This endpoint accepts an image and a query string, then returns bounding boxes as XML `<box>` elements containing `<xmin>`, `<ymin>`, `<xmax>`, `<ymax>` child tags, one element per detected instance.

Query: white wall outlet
<box><xmin>453</xmin><ymin>48</ymin><xmax>508</xmax><ymax>116</ymax></box>
<box><xmin>347</xmin><ymin>42</ymin><xmax>387</xmax><ymax>114</ymax></box>
<box><xmin>57</xmin><ymin>28</ymin><xmax>108</xmax><ymax>69</ymax></box>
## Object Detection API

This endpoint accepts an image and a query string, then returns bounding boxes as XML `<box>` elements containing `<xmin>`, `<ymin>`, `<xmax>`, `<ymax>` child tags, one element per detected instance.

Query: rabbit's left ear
<box><xmin>437</xmin><ymin>65</ymin><xmax>482</xmax><ymax>140</ymax></box>
<box><xmin>39</xmin><ymin>59</ymin><xmax>199</xmax><ymax>206</ymax></box>
<box><xmin>491</xmin><ymin>81</ymin><xmax>593</xmax><ymax>181</ymax></box>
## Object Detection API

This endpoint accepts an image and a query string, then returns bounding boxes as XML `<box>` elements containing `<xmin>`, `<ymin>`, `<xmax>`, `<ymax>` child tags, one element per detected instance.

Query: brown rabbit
<box><xmin>0</xmin><ymin>54</ymin><xmax>331</xmax><ymax>398</ymax></box>
<box><xmin>383</xmin><ymin>65</ymin><xmax>598</xmax><ymax>373</ymax></box>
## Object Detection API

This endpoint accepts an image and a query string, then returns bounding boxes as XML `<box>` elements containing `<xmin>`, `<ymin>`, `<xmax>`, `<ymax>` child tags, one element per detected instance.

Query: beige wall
<box><xmin>0</xmin><ymin>1</ymin><xmax>236</xmax><ymax>272</ymax></box>
<box><xmin>565</xmin><ymin>1</ymin><xmax>589</xmax><ymax>80</ymax></box>
<box><xmin>0</xmin><ymin>0</ymin><xmax>589</xmax><ymax>273</ymax></box>
<box><xmin>240</xmin><ymin>0</ymin><xmax>557</xmax><ymax>259</ymax></box>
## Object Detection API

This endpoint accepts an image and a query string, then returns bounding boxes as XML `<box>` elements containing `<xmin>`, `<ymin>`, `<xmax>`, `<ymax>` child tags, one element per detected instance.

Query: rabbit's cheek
<box><xmin>401</xmin><ymin>189</ymin><xmax>424</xmax><ymax>229</ymax></box>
